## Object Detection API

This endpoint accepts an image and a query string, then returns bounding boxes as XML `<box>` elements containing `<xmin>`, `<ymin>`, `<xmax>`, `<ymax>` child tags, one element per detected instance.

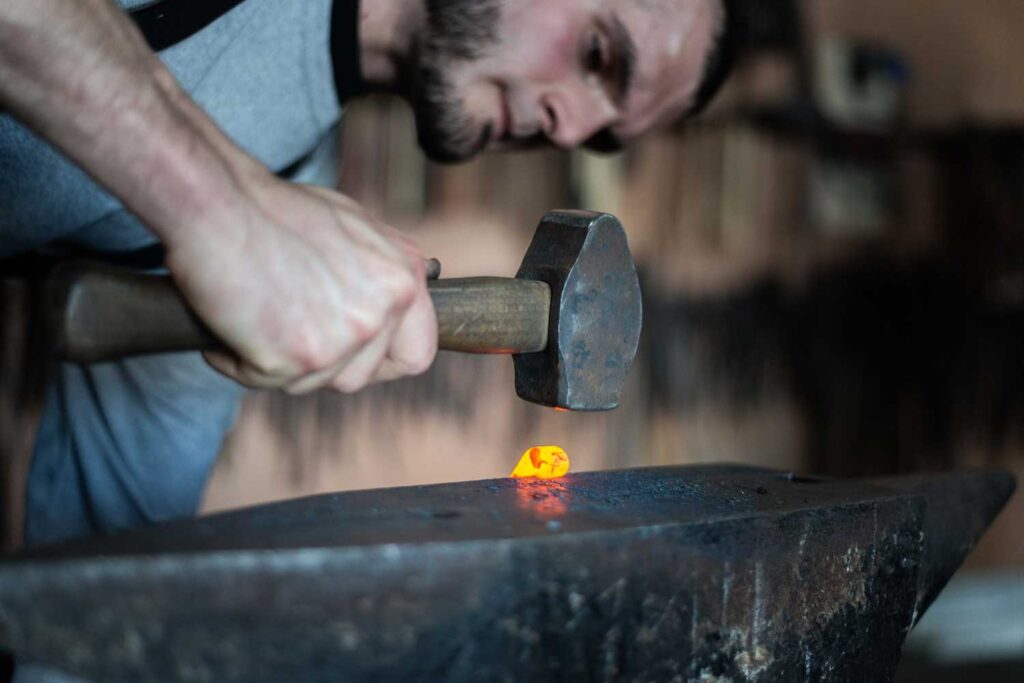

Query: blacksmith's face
<box><xmin>411</xmin><ymin>0</ymin><xmax>724</xmax><ymax>162</ymax></box>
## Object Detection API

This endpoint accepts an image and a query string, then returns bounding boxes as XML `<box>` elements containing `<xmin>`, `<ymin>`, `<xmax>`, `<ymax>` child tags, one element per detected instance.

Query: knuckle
<box><xmin>391</xmin><ymin>276</ymin><xmax>419</xmax><ymax>308</ymax></box>
<box><xmin>347</xmin><ymin>313</ymin><xmax>383</xmax><ymax>346</ymax></box>
<box><xmin>282</xmin><ymin>327</ymin><xmax>335</xmax><ymax>374</ymax></box>
<box><xmin>408</xmin><ymin>255</ymin><xmax>428</xmax><ymax>281</ymax></box>
<box><xmin>389</xmin><ymin>269</ymin><xmax>422</xmax><ymax>306</ymax></box>
<box><xmin>370</xmin><ymin>269</ymin><xmax>417</xmax><ymax>311</ymax></box>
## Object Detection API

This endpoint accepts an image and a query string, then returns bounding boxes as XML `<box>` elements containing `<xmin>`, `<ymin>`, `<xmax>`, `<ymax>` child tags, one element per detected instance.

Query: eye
<box><xmin>583</xmin><ymin>30</ymin><xmax>607</xmax><ymax>74</ymax></box>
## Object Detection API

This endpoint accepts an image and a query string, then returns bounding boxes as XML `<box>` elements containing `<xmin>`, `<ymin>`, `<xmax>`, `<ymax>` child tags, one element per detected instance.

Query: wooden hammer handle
<box><xmin>44</xmin><ymin>262</ymin><xmax>551</xmax><ymax>363</ymax></box>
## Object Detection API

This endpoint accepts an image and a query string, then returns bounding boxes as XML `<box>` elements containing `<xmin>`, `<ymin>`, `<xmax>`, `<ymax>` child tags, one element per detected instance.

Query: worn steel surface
<box><xmin>514</xmin><ymin>210</ymin><xmax>643</xmax><ymax>411</ymax></box>
<box><xmin>0</xmin><ymin>465</ymin><xmax>1014</xmax><ymax>683</ymax></box>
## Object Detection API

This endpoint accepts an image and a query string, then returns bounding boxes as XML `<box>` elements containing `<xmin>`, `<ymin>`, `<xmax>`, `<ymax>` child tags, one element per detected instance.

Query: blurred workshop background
<box><xmin>2</xmin><ymin>0</ymin><xmax>1023</xmax><ymax>679</ymax></box>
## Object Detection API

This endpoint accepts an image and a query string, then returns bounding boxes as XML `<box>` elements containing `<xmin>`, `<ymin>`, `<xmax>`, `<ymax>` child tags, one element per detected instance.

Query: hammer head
<box><xmin>513</xmin><ymin>211</ymin><xmax>642</xmax><ymax>411</ymax></box>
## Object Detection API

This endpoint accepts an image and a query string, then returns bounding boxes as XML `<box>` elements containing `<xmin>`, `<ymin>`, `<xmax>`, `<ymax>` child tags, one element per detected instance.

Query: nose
<box><xmin>540</xmin><ymin>82</ymin><xmax>617</xmax><ymax>150</ymax></box>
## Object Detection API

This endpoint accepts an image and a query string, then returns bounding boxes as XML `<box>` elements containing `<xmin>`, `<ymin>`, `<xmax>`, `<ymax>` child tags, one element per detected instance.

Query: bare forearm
<box><xmin>0</xmin><ymin>0</ymin><xmax>438</xmax><ymax>392</ymax></box>
<box><xmin>0</xmin><ymin>0</ymin><xmax>260</xmax><ymax>245</ymax></box>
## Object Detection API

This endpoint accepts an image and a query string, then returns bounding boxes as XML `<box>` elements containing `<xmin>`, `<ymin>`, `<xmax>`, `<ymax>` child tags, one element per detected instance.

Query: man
<box><xmin>1</xmin><ymin>0</ymin><xmax>735</xmax><ymax>678</ymax></box>
<box><xmin>0</xmin><ymin>0</ymin><xmax>735</xmax><ymax>548</ymax></box>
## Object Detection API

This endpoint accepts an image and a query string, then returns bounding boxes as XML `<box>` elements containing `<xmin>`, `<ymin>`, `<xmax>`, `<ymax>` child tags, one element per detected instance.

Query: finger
<box><xmin>367</xmin><ymin>357</ymin><xmax>418</xmax><ymax>385</ymax></box>
<box><xmin>329</xmin><ymin>318</ymin><xmax>398</xmax><ymax>393</ymax></box>
<box><xmin>284</xmin><ymin>343</ymin><xmax>362</xmax><ymax>395</ymax></box>
<box><xmin>203</xmin><ymin>350</ymin><xmax>242</xmax><ymax>381</ymax></box>
<box><xmin>284</xmin><ymin>362</ymin><xmax>346</xmax><ymax>395</ymax></box>
<box><xmin>384</xmin><ymin>285</ymin><xmax>438</xmax><ymax>377</ymax></box>
<box><xmin>203</xmin><ymin>350</ymin><xmax>288</xmax><ymax>389</ymax></box>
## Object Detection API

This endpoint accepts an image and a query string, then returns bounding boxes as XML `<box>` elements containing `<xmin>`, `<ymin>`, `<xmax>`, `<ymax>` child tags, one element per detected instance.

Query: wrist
<box><xmin>135</xmin><ymin>68</ymin><xmax>271</xmax><ymax>248</ymax></box>
<box><xmin>143</xmin><ymin>138</ymin><xmax>242</xmax><ymax>244</ymax></box>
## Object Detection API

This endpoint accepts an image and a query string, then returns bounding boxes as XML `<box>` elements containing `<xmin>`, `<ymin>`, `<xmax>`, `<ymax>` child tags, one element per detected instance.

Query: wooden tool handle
<box><xmin>44</xmin><ymin>262</ymin><xmax>551</xmax><ymax>364</ymax></box>
<box><xmin>428</xmin><ymin>277</ymin><xmax>550</xmax><ymax>354</ymax></box>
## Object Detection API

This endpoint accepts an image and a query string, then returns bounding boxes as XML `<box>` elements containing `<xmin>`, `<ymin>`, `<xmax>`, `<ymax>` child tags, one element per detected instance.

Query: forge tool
<box><xmin>43</xmin><ymin>210</ymin><xmax>643</xmax><ymax>410</ymax></box>
<box><xmin>0</xmin><ymin>465</ymin><xmax>1014</xmax><ymax>682</ymax></box>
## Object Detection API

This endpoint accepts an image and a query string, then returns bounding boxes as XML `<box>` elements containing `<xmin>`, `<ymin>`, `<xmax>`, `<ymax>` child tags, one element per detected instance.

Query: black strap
<box><xmin>128</xmin><ymin>0</ymin><xmax>364</xmax><ymax>177</ymax></box>
<box><xmin>131</xmin><ymin>0</ymin><xmax>368</xmax><ymax>103</ymax></box>
<box><xmin>130</xmin><ymin>0</ymin><xmax>246</xmax><ymax>51</ymax></box>
<box><xmin>330</xmin><ymin>0</ymin><xmax>369</xmax><ymax>103</ymax></box>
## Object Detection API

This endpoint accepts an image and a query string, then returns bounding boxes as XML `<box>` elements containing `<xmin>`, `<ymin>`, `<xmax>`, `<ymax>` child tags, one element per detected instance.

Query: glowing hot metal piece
<box><xmin>510</xmin><ymin>446</ymin><xmax>570</xmax><ymax>479</ymax></box>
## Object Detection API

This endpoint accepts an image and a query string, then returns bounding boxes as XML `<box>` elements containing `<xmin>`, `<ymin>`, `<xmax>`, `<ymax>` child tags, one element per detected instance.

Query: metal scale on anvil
<box><xmin>1</xmin><ymin>211</ymin><xmax>1017</xmax><ymax>682</ymax></box>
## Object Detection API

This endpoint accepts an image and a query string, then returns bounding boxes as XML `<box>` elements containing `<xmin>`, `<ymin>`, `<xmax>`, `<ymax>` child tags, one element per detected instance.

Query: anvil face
<box><xmin>0</xmin><ymin>465</ymin><xmax>1013</xmax><ymax>683</ymax></box>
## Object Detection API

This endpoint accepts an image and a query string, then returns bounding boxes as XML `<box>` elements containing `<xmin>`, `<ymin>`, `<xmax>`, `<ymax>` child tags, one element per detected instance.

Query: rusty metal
<box><xmin>43</xmin><ymin>210</ymin><xmax>643</xmax><ymax>411</ymax></box>
<box><xmin>0</xmin><ymin>465</ymin><xmax>1013</xmax><ymax>682</ymax></box>
<box><xmin>424</xmin><ymin>257</ymin><xmax>441</xmax><ymax>280</ymax></box>
<box><xmin>513</xmin><ymin>211</ymin><xmax>643</xmax><ymax>410</ymax></box>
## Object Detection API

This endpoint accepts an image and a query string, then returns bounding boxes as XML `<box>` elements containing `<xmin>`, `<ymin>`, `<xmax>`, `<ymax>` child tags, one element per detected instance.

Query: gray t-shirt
<box><xmin>0</xmin><ymin>0</ymin><xmax>345</xmax><ymax>257</ymax></box>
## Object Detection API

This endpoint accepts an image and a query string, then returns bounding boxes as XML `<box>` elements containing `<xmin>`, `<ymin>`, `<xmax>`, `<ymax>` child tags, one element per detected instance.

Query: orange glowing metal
<box><xmin>510</xmin><ymin>445</ymin><xmax>570</xmax><ymax>479</ymax></box>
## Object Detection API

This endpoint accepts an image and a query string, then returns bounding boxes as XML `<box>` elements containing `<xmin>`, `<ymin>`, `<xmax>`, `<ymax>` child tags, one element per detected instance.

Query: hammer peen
<box><xmin>44</xmin><ymin>211</ymin><xmax>643</xmax><ymax>411</ymax></box>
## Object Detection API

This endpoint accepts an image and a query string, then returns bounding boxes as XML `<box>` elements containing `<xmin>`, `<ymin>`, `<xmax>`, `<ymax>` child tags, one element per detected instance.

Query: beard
<box><xmin>410</xmin><ymin>0</ymin><xmax>502</xmax><ymax>163</ymax></box>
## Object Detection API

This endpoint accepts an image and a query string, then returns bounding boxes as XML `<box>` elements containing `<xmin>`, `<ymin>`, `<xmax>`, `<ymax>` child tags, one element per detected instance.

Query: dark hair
<box><xmin>685</xmin><ymin>0</ymin><xmax>743</xmax><ymax>117</ymax></box>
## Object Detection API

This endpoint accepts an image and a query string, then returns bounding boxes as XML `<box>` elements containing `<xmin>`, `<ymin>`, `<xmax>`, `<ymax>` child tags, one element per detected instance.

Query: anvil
<box><xmin>0</xmin><ymin>465</ymin><xmax>1014</xmax><ymax>682</ymax></box>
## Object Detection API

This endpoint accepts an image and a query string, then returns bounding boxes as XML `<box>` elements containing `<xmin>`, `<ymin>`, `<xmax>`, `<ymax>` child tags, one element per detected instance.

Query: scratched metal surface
<box><xmin>513</xmin><ymin>210</ymin><xmax>642</xmax><ymax>411</ymax></box>
<box><xmin>0</xmin><ymin>464</ymin><xmax>1014</xmax><ymax>683</ymax></box>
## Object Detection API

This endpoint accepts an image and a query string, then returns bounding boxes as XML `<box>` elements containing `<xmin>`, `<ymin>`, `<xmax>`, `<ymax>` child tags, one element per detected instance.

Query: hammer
<box><xmin>43</xmin><ymin>211</ymin><xmax>643</xmax><ymax>411</ymax></box>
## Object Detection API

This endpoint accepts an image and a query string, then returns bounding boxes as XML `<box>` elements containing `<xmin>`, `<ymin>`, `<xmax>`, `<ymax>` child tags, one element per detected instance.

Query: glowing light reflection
<box><xmin>514</xmin><ymin>478</ymin><xmax>570</xmax><ymax>519</ymax></box>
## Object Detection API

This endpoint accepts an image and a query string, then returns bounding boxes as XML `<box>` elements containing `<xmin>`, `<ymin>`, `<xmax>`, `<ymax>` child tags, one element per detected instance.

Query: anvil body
<box><xmin>0</xmin><ymin>465</ymin><xmax>1014</xmax><ymax>682</ymax></box>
